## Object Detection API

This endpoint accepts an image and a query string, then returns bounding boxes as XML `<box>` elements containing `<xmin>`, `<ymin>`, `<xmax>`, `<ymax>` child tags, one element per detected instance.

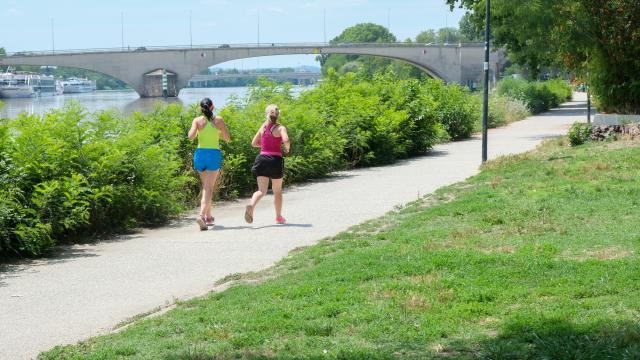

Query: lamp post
<box><xmin>481</xmin><ymin>0</ymin><xmax>490</xmax><ymax>163</ymax></box>
<box><xmin>323</xmin><ymin>8</ymin><xmax>326</xmax><ymax>44</ymax></box>
<box><xmin>121</xmin><ymin>12</ymin><xmax>124</xmax><ymax>50</ymax></box>
<box><xmin>586</xmin><ymin>53</ymin><xmax>591</xmax><ymax>124</ymax></box>
<box><xmin>51</xmin><ymin>19</ymin><xmax>55</xmax><ymax>55</ymax></box>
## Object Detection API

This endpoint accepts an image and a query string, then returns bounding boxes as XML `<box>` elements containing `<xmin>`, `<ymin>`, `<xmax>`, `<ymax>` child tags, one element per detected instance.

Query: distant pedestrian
<box><xmin>188</xmin><ymin>97</ymin><xmax>231</xmax><ymax>230</ymax></box>
<box><xmin>244</xmin><ymin>104</ymin><xmax>290</xmax><ymax>224</ymax></box>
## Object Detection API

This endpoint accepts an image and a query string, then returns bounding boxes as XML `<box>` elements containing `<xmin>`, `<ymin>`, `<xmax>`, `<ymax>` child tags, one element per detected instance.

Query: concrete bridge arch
<box><xmin>0</xmin><ymin>44</ymin><xmax>505</xmax><ymax>97</ymax></box>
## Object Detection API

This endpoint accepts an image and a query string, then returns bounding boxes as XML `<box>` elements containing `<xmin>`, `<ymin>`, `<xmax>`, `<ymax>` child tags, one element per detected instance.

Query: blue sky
<box><xmin>0</xmin><ymin>0</ymin><xmax>466</xmax><ymax>68</ymax></box>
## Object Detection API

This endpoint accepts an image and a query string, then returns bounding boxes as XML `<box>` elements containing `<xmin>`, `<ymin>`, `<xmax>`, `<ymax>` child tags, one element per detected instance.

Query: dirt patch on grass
<box><xmin>406</xmin><ymin>273</ymin><xmax>439</xmax><ymax>285</ymax></box>
<box><xmin>404</xmin><ymin>292</ymin><xmax>431</xmax><ymax>311</ymax></box>
<box><xmin>582</xmin><ymin>161</ymin><xmax>612</xmax><ymax>172</ymax></box>
<box><xmin>451</xmin><ymin>227</ymin><xmax>482</xmax><ymax>240</ymax></box>
<box><xmin>349</xmin><ymin>219</ymin><xmax>397</xmax><ymax>236</ymax></box>
<box><xmin>489</xmin><ymin>176</ymin><xmax>503</xmax><ymax>188</ymax></box>
<box><xmin>479</xmin><ymin>245</ymin><xmax>517</xmax><ymax>254</ymax></box>
<box><xmin>423</xmin><ymin>240</ymin><xmax>460</xmax><ymax>251</ymax></box>
<box><xmin>563</xmin><ymin>246</ymin><xmax>634</xmax><ymax>261</ymax></box>
<box><xmin>604</xmin><ymin>138</ymin><xmax>640</xmax><ymax>149</ymax></box>
<box><xmin>418</xmin><ymin>192</ymin><xmax>458</xmax><ymax>210</ymax></box>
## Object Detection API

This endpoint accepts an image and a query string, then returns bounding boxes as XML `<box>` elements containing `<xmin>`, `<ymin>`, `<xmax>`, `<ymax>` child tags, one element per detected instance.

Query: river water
<box><xmin>0</xmin><ymin>87</ymin><xmax>307</xmax><ymax>119</ymax></box>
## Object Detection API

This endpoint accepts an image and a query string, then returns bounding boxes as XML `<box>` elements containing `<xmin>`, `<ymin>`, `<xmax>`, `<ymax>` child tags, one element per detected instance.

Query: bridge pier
<box><xmin>143</xmin><ymin>69</ymin><xmax>178</xmax><ymax>97</ymax></box>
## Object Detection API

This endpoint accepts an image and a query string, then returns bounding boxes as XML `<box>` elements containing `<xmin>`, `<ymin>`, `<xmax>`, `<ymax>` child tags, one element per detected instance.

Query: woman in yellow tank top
<box><xmin>188</xmin><ymin>98</ymin><xmax>231</xmax><ymax>230</ymax></box>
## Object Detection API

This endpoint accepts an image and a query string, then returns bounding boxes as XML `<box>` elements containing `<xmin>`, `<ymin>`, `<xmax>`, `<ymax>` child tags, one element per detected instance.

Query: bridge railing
<box><xmin>1</xmin><ymin>42</ymin><xmax>485</xmax><ymax>57</ymax></box>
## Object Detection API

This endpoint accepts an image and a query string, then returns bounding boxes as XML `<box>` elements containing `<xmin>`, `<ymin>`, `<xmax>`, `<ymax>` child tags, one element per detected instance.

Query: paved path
<box><xmin>0</xmin><ymin>94</ymin><xmax>589</xmax><ymax>359</ymax></box>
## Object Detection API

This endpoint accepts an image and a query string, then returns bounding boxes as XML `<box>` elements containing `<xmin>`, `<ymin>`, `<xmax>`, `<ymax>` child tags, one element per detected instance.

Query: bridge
<box><xmin>188</xmin><ymin>71</ymin><xmax>322</xmax><ymax>87</ymax></box>
<box><xmin>0</xmin><ymin>43</ymin><xmax>506</xmax><ymax>97</ymax></box>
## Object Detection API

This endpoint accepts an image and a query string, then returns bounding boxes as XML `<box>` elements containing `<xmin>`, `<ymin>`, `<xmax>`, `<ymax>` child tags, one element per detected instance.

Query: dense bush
<box><xmin>0</xmin><ymin>103</ymin><xmax>194</xmax><ymax>256</ymax></box>
<box><xmin>567</xmin><ymin>122</ymin><xmax>592</xmax><ymax>146</ymax></box>
<box><xmin>422</xmin><ymin>80</ymin><xmax>479</xmax><ymax>140</ymax></box>
<box><xmin>486</xmin><ymin>95</ymin><xmax>531</xmax><ymax>128</ymax></box>
<box><xmin>497</xmin><ymin>78</ymin><xmax>572</xmax><ymax>114</ymax></box>
<box><xmin>469</xmin><ymin>90</ymin><xmax>531</xmax><ymax>131</ymax></box>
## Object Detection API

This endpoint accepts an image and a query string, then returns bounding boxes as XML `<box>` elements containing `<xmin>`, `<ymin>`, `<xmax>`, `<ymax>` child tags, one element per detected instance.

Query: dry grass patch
<box><xmin>436</xmin><ymin>288</ymin><xmax>456</xmax><ymax>302</ymax></box>
<box><xmin>489</xmin><ymin>176</ymin><xmax>503</xmax><ymax>188</ymax></box>
<box><xmin>406</xmin><ymin>273</ymin><xmax>439</xmax><ymax>285</ymax></box>
<box><xmin>583</xmin><ymin>161</ymin><xmax>611</xmax><ymax>172</ymax></box>
<box><xmin>562</xmin><ymin>246</ymin><xmax>634</xmax><ymax>261</ymax></box>
<box><xmin>603</xmin><ymin>137</ymin><xmax>640</xmax><ymax>149</ymax></box>
<box><xmin>479</xmin><ymin>245</ymin><xmax>517</xmax><ymax>254</ymax></box>
<box><xmin>451</xmin><ymin>227</ymin><xmax>483</xmax><ymax>240</ymax></box>
<box><xmin>404</xmin><ymin>292</ymin><xmax>431</xmax><ymax>312</ymax></box>
<box><xmin>423</xmin><ymin>240</ymin><xmax>460</xmax><ymax>251</ymax></box>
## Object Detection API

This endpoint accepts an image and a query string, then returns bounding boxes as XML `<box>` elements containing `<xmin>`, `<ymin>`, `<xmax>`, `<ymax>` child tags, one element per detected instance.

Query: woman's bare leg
<box><xmin>204</xmin><ymin>170</ymin><xmax>219</xmax><ymax>219</ymax></box>
<box><xmin>199</xmin><ymin>171</ymin><xmax>208</xmax><ymax>217</ymax></box>
<box><xmin>250</xmin><ymin>176</ymin><xmax>270</xmax><ymax>210</ymax></box>
<box><xmin>271</xmin><ymin>178</ymin><xmax>283</xmax><ymax>218</ymax></box>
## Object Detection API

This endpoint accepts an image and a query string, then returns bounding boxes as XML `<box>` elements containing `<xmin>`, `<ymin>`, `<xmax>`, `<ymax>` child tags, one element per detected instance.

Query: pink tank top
<box><xmin>260</xmin><ymin>122</ymin><xmax>282</xmax><ymax>156</ymax></box>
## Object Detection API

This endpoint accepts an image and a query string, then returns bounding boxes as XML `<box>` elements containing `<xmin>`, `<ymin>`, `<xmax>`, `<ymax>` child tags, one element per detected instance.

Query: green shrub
<box><xmin>422</xmin><ymin>80</ymin><xmax>478</xmax><ymax>140</ymax></box>
<box><xmin>497</xmin><ymin>78</ymin><xmax>572</xmax><ymax>114</ymax></box>
<box><xmin>1</xmin><ymin>103</ymin><xmax>192</xmax><ymax>256</ymax></box>
<box><xmin>567</xmin><ymin>122</ymin><xmax>592</xmax><ymax>146</ymax></box>
<box><xmin>479</xmin><ymin>94</ymin><xmax>531</xmax><ymax>129</ymax></box>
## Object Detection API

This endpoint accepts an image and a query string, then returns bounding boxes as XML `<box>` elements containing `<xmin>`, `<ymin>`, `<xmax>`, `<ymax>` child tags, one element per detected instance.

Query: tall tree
<box><xmin>437</xmin><ymin>27</ymin><xmax>462</xmax><ymax>44</ymax></box>
<box><xmin>415</xmin><ymin>30</ymin><xmax>438</xmax><ymax>44</ymax></box>
<box><xmin>458</xmin><ymin>12</ymin><xmax>482</xmax><ymax>41</ymax></box>
<box><xmin>446</xmin><ymin>0</ymin><xmax>640</xmax><ymax>113</ymax></box>
<box><xmin>319</xmin><ymin>23</ymin><xmax>397</xmax><ymax>76</ymax></box>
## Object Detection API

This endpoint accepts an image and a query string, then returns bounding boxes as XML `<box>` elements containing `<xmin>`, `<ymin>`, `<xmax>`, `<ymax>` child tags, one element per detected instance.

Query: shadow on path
<box><xmin>0</xmin><ymin>245</ymin><xmax>104</xmax><ymax>286</ymax></box>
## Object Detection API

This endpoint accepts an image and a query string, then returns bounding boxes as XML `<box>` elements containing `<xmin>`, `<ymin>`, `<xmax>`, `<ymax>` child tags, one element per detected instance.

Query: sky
<box><xmin>0</xmin><ymin>0</ymin><xmax>466</xmax><ymax>69</ymax></box>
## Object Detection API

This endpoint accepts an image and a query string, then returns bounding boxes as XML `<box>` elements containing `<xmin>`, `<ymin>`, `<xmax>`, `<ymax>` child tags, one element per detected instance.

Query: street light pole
<box><xmin>481</xmin><ymin>0</ymin><xmax>490</xmax><ymax>162</ymax></box>
<box><xmin>323</xmin><ymin>8</ymin><xmax>326</xmax><ymax>44</ymax></box>
<box><xmin>51</xmin><ymin>19</ymin><xmax>55</xmax><ymax>55</ymax></box>
<box><xmin>586</xmin><ymin>53</ymin><xmax>591</xmax><ymax>124</ymax></box>
<box><xmin>121</xmin><ymin>12</ymin><xmax>124</xmax><ymax>50</ymax></box>
<box><xmin>387</xmin><ymin>8</ymin><xmax>390</xmax><ymax>31</ymax></box>
<box><xmin>189</xmin><ymin>11</ymin><xmax>193</xmax><ymax>48</ymax></box>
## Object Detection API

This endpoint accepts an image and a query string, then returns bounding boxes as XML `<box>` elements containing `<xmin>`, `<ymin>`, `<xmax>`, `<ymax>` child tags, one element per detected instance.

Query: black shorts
<box><xmin>252</xmin><ymin>154</ymin><xmax>284</xmax><ymax>179</ymax></box>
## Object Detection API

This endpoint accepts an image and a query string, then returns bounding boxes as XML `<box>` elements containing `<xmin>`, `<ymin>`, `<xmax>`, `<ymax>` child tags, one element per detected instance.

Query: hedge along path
<box><xmin>0</xmin><ymin>93</ymin><xmax>587</xmax><ymax>360</ymax></box>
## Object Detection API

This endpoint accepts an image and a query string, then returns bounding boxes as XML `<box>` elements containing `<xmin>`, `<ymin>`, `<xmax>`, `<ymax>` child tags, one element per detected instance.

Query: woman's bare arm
<box><xmin>214</xmin><ymin>116</ymin><xmax>231</xmax><ymax>142</ymax></box>
<box><xmin>187</xmin><ymin>118</ymin><xmax>199</xmax><ymax>140</ymax></box>
<box><xmin>279</xmin><ymin>126</ymin><xmax>290</xmax><ymax>154</ymax></box>
<box><xmin>251</xmin><ymin>128</ymin><xmax>262</xmax><ymax>148</ymax></box>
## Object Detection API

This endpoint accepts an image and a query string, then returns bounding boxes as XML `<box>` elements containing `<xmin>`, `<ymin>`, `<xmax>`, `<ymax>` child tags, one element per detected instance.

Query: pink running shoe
<box><xmin>275</xmin><ymin>216</ymin><xmax>286</xmax><ymax>224</ymax></box>
<box><xmin>206</xmin><ymin>216</ymin><xmax>215</xmax><ymax>226</ymax></box>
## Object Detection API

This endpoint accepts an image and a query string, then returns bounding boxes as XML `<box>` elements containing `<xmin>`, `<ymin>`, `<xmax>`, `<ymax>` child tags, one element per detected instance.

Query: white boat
<box><xmin>0</xmin><ymin>71</ymin><xmax>60</xmax><ymax>98</ymax></box>
<box><xmin>62</xmin><ymin>77</ymin><xmax>96</xmax><ymax>93</ymax></box>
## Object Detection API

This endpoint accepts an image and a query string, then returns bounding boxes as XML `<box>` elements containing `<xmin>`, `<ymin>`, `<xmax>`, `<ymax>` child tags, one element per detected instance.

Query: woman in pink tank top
<box><xmin>245</xmin><ymin>104</ymin><xmax>290</xmax><ymax>225</ymax></box>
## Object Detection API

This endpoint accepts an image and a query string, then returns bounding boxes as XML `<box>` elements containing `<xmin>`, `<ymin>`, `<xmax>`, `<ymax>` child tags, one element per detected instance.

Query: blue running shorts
<box><xmin>193</xmin><ymin>148</ymin><xmax>222</xmax><ymax>171</ymax></box>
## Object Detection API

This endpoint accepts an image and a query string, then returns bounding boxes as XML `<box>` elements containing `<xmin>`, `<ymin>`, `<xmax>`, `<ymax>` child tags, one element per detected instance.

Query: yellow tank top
<box><xmin>197</xmin><ymin>118</ymin><xmax>220</xmax><ymax>149</ymax></box>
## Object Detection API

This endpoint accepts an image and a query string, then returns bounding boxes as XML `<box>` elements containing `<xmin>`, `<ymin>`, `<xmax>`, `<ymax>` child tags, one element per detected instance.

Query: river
<box><xmin>0</xmin><ymin>86</ymin><xmax>310</xmax><ymax>119</ymax></box>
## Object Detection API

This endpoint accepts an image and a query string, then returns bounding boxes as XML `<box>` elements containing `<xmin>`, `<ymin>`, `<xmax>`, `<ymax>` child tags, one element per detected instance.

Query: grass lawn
<box><xmin>41</xmin><ymin>137</ymin><xmax>640</xmax><ymax>359</ymax></box>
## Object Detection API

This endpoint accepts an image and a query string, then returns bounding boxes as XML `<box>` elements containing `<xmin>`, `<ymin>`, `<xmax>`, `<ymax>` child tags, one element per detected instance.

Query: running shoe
<box><xmin>206</xmin><ymin>216</ymin><xmax>215</xmax><ymax>226</ymax></box>
<box><xmin>275</xmin><ymin>216</ymin><xmax>286</xmax><ymax>224</ymax></box>
<box><xmin>244</xmin><ymin>205</ymin><xmax>254</xmax><ymax>224</ymax></box>
<box><xmin>196</xmin><ymin>216</ymin><xmax>208</xmax><ymax>231</ymax></box>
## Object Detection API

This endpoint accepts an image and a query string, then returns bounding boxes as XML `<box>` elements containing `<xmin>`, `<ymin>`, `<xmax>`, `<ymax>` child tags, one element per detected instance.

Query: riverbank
<box><xmin>1</xmin><ymin>93</ymin><xmax>585</xmax><ymax>359</ymax></box>
<box><xmin>43</xmin><ymin>116</ymin><xmax>640</xmax><ymax>359</ymax></box>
